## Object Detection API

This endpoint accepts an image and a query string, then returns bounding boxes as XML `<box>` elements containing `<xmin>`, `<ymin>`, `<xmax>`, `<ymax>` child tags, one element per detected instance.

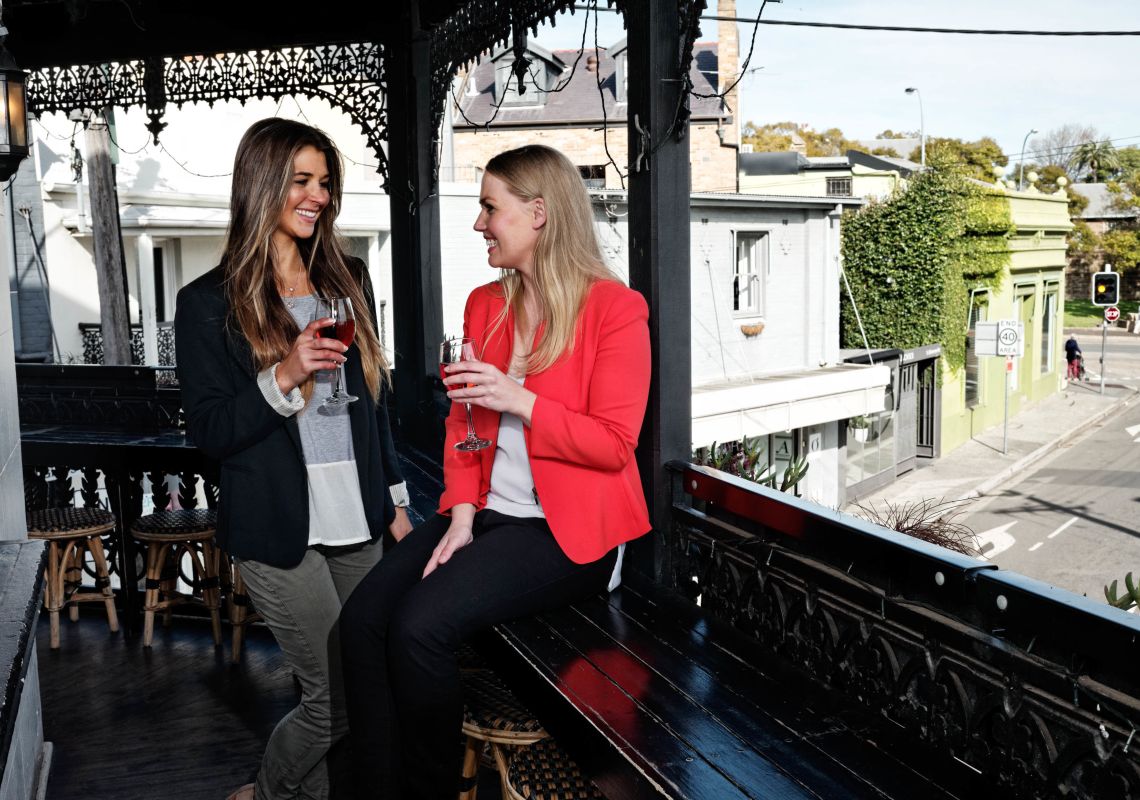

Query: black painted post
<box><xmin>625</xmin><ymin>0</ymin><xmax>693</xmax><ymax>582</ymax></box>
<box><xmin>385</xmin><ymin>2</ymin><xmax>445</xmax><ymax>449</ymax></box>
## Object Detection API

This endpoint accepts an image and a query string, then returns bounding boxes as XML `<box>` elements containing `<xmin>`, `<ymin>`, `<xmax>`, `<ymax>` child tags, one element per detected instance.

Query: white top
<box><xmin>255</xmin><ymin>295</ymin><xmax>406</xmax><ymax>547</ymax></box>
<box><xmin>485</xmin><ymin>375</ymin><xmax>624</xmax><ymax>591</ymax></box>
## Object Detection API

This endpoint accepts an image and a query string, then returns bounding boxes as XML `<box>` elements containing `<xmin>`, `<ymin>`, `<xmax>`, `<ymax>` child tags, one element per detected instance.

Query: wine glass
<box><xmin>439</xmin><ymin>337</ymin><xmax>491</xmax><ymax>451</ymax></box>
<box><xmin>314</xmin><ymin>297</ymin><xmax>358</xmax><ymax>406</ymax></box>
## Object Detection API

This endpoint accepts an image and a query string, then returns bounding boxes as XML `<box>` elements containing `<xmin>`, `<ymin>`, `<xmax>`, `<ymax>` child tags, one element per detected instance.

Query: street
<box><xmin>969</xmin><ymin>394</ymin><xmax>1140</xmax><ymax>601</ymax></box>
<box><xmin>1066</xmin><ymin>326</ymin><xmax>1140</xmax><ymax>391</ymax></box>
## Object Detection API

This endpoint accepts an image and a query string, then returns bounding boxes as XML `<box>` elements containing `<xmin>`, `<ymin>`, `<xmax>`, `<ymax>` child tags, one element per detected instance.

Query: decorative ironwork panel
<box><xmin>79</xmin><ymin>322</ymin><xmax>176</xmax><ymax>367</ymax></box>
<box><xmin>668</xmin><ymin>502</ymin><xmax>1140</xmax><ymax>800</ymax></box>
<box><xmin>428</xmin><ymin>0</ymin><xmax>621</xmax><ymax>174</ymax></box>
<box><xmin>28</xmin><ymin>43</ymin><xmax>390</xmax><ymax>183</ymax></box>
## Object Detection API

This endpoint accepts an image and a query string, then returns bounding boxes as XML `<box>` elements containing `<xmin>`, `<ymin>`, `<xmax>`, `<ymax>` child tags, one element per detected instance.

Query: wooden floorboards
<box><xmin>36</xmin><ymin>611</ymin><xmax>502</xmax><ymax>800</ymax></box>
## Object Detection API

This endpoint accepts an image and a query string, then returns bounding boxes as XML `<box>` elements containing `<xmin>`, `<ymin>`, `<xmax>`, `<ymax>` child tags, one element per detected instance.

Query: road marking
<box><xmin>977</xmin><ymin>521</ymin><xmax>1018</xmax><ymax>559</ymax></box>
<box><xmin>1028</xmin><ymin>542</ymin><xmax>1043</xmax><ymax>552</ymax></box>
<box><xmin>1047</xmin><ymin>517</ymin><xmax>1078</xmax><ymax>539</ymax></box>
<box><xmin>1128</xmin><ymin>423</ymin><xmax>1140</xmax><ymax>443</ymax></box>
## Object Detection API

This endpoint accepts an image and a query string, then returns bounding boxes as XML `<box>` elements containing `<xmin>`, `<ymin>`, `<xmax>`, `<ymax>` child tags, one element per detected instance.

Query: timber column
<box><xmin>626</xmin><ymin>0</ymin><xmax>694</xmax><ymax>580</ymax></box>
<box><xmin>386</xmin><ymin>1</ymin><xmax>445</xmax><ymax>447</ymax></box>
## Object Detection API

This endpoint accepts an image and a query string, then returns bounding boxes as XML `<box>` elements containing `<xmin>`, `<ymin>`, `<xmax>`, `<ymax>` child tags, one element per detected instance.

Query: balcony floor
<box><xmin>36</xmin><ymin>611</ymin><xmax>502</xmax><ymax>800</ymax></box>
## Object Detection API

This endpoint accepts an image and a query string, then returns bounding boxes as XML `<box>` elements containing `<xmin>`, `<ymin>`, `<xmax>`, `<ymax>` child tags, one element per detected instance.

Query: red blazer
<box><xmin>438</xmin><ymin>279</ymin><xmax>652</xmax><ymax>564</ymax></box>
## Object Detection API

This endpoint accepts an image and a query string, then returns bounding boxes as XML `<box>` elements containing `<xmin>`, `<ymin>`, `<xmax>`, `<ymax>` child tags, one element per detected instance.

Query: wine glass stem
<box><xmin>464</xmin><ymin>403</ymin><xmax>477</xmax><ymax>440</ymax></box>
<box><xmin>334</xmin><ymin>363</ymin><xmax>345</xmax><ymax>398</ymax></box>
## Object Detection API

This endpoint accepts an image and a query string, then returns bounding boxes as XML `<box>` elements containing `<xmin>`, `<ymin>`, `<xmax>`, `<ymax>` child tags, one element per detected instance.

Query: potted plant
<box><xmin>849</xmin><ymin>415</ymin><xmax>871</xmax><ymax>443</ymax></box>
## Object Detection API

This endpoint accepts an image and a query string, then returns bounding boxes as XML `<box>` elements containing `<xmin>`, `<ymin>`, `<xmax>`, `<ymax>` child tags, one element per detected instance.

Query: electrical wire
<box><xmin>703</xmin><ymin>16</ymin><xmax>1140</xmax><ymax>37</ymax></box>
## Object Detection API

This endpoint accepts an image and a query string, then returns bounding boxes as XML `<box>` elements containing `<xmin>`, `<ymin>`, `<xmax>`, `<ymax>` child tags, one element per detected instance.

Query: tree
<box><xmin>1113</xmin><ymin>146</ymin><xmax>1140</xmax><ymax>180</ymax></box>
<box><xmin>1101</xmin><ymin>228</ymin><xmax>1140</xmax><ymax>271</ymax></box>
<box><xmin>1072</xmin><ymin>140</ymin><xmax>1121</xmax><ymax>183</ymax></box>
<box><xmin>909</xmin><ymin>137</ymin><xmax>1007</xmax><ymax>183</ymax></box>
<box><xmin>1027</xmin><ymin>124</ymin><xmax>1100</xmax><ymax>169</ymax></box>
<box><xmin>741</xmin><ymin>121</ymin><xmax>859</xmax><ymax>157</ymax></box>
<box><xmin>873</xmin><ymin>128</ymin><xmax>917</xmax><ymax>140</ymax></box>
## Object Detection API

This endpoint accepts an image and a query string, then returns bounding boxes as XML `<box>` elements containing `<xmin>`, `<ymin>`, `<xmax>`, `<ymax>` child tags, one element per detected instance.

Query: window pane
<box><xmin>965</xmin><ymin>299</ymin><xmax>986</xmax><ymax>407</ymax></box>
<box><xmin>1041</xmin><ymin>292</ymin><xmax>1056</xmax><ymax>372</ymax></box>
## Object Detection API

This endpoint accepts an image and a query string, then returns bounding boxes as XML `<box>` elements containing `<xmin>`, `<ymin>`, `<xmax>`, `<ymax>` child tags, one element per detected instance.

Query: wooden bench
<box><xmin>400</xmin><ymin>454</ymin><xmax>978</xmax><ymax>799</ymax></box>
<box><xmin>482</xmin><ymin>572</ymin><xmax>978</xmax><ymax>800</ymax></box>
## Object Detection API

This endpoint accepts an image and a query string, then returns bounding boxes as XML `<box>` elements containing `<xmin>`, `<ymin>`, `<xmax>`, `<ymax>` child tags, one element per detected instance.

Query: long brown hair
<box><xmin>484</xmin><ymin>144</ymin><xmax>619</xmax><ymax>373</ymax></box>
<box><xmin>221</xmin><ymin>118</ymin><xmax>388</xmax><ymax>400</ymax></box>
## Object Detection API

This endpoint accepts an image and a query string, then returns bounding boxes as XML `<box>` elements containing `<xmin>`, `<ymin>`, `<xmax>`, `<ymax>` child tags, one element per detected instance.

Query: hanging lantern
<box><xmin>0</xmin><ymin>26</ymin><xmax>28</xmax><ymax>182</ymax></box>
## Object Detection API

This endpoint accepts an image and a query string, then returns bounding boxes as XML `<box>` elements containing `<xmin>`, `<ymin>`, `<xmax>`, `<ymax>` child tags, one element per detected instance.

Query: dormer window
<box><xmin>610</xmin><ymin>37</ymin><xmax>628</xmax><ymax>104</ymax></box>
<box><xmin>491</xmin><ymin>43</ymin><xmax>563</xmax><ymax>108</ymax></box>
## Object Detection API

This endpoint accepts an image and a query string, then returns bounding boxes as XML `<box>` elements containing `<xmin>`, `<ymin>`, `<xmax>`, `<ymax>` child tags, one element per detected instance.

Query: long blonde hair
<box><xmin>221</xmin><ymin>118</ymin><xmax>388</xmax><ymax>401</ymax></box>
<box><xmin>484</xmin><ymin>145</ymin><xmax>619</xmax><ymax>373</ymax></box>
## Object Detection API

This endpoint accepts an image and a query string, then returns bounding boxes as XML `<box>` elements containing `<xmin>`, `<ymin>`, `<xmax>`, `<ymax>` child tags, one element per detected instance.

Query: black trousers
<box><xmin>340</xmin><ymin>510</ymin><xmax>618</xmax><ymax>800</ymax></box>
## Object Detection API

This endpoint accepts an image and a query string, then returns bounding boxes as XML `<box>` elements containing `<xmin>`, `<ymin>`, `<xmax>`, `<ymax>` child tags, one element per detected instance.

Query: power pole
<box><xmin>85</xmin><ymin>112</ymin><xmax>131</xmax><ymax>365</ymax></box>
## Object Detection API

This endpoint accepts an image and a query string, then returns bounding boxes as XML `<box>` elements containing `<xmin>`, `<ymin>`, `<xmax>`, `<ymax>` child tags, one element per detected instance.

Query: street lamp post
<box><xmin>1018</xmin><ymin>128</ymin><xmax>1039</xmax><ymax>190</ymax></box>
<box><xmin>904</xmin><ymin>87</ymin><xmax>925</xmax><ymax>168</ymax></box>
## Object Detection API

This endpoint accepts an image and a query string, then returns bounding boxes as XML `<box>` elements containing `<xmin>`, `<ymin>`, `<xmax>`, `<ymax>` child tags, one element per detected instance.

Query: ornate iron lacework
<box><xmin>27</xmin><ymin>43</ymin><xmax>390</xmax><ymax>184</ymax></box>
<box><xmin>668</xmin><ymin>505</ymin><xmax>1140</xmax><ymax>800</ymax></box>
<box><xmin>428</xmin><ymin>0</ymin><xmax>705</xmax><ymax>178</ymax></box>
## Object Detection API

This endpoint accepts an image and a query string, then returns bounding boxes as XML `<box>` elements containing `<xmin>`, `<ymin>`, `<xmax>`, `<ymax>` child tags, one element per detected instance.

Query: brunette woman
<box><xmin>340</xmin><ymin>144</ymin><xmax>651</xmax><ymax>799</ymax></box>
<box><xmin>175</xmin><ymin>118</ymin><xmax>411</xmax><ymax>800</ymax></box>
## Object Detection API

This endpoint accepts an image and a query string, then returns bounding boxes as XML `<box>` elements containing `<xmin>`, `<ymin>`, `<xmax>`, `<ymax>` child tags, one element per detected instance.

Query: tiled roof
<box><xmin>454</xmin><ymin>42</ymin><xmax>726</xmax><ymax>127</ymax></box>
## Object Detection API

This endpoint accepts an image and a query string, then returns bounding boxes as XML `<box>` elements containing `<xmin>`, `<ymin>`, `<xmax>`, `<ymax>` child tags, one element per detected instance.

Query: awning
<box><xmin>692</xmin><ymin>363</ymin><xmax>891</xmax><ymax>446</ymax></box>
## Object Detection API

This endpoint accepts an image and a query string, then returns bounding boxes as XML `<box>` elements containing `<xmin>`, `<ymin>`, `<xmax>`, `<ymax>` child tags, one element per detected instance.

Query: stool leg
<box><xmin>491</xmin><ymin>744</ymin><xmax>512</xmax><ymax>799</ymax></box>
<box><xmin>460</xmin><ymin>734</ymin><xmax>481</xmax><ymax>800</ymax></box>
<box><xmin>65</xmin><ymin>540</ymin><xmax>83</xmax><ymax>623</ymax></box>
<box><xmin>230</xmin><ymin>562</ymin><xmax>250</xmax><ymax>664</ymax></box>
<box><xmin>86</xmin><ymin>534</ymin><xmax>120</xmax><ymax>634</ymax></box>
<box><xmin>160</xmin><ymin>545</ymin><xmax>179</xmax><ymax>629</ymax></box>
<box><xmin>142</xmin><ymin>542</ymin><xmax>168</xmax><ymax>647</ymax></box>
<box><xmin>43</xmin><ymin>541</ymin><xmax>64</xmax><ymax>649</ymax></box>
<box><xmin>195</xmin><ymin>540</ymin><xmax>223</xmax><ymax>647</ymax></box>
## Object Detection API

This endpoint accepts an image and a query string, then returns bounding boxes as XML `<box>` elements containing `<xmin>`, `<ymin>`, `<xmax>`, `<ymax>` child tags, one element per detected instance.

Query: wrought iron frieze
<box><xmin>27</xmin><ymin>43</ymin><xmax>390</xmax><ymax>182</ymax></box>
<box><xmin>669</xmin><ymin>508</ymin><xmax>1140</xmax><ymax>800</ymax></box>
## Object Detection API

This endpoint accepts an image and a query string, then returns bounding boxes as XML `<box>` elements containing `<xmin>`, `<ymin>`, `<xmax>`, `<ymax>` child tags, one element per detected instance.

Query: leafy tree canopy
<box><xmin>873</xmin><ymin>128</ymin><xmax>918</xmax><ymax>140</ymax></box>
<box><xmin>908</xmin><ymin>137</ymin><xmax>1007</xmax><ymax>182</ymax></box>
<box><xmin>741</xmin><ymin>121</ymin><xmax>859</xmax><ymax>157</ymax></box>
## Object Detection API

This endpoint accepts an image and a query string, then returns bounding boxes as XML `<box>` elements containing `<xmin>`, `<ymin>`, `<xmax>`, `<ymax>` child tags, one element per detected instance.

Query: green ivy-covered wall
<box><xmin>841</xmin><ymin>166</ymin><xmax>1072</xmax><ymax>455</ymax></box>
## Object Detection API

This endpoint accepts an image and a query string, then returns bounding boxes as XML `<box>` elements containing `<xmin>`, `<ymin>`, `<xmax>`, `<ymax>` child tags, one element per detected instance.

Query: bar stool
<box><xmin>129</xmin><ymin>508</ymin><xmax>222</xmax><ymax>648</ymax></box>
<box><xmin>504</xmin><ymin>737</ymin><xmax>602</xmax><ymax>800</ymax></box>
<box><xmin>222</xmin><ymin>557</ymin><xmax>262</xmax><ymax>664</ymax></box>
<box><xmin>27</xmin><ymin>506</ymin><xmax>121</xmax><ymax>649</ymax></box>
<box><xmin>459</xmin><ymin>668</ymin><xmax>549</xmax><ymax>800</ymax></box>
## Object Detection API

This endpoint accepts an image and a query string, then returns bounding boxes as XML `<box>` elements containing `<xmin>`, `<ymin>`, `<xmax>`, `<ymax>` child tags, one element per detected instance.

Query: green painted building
<box><xmin>940</xmin><ymin>182</ymin><xmax>1072</xmax><ymax>453</ymax></box>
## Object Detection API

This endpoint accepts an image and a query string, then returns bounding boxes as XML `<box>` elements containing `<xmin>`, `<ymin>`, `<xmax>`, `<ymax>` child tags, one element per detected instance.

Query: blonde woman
<box><xmin>340</xmin><ymin>144</ymin><xmax>652</xmax><ymax>799</ymax></box>
<box><xmin>174</xmin><ymin>118</ymin><xmax>411</xmax><ymax>800</ymax></box>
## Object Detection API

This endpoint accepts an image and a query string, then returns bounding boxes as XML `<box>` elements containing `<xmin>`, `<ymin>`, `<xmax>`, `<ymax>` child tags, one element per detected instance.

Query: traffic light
<box><xmin>1092</xmin><ymin>271</ymin><xmax>1120</xmax><ymax>306</ymax></box>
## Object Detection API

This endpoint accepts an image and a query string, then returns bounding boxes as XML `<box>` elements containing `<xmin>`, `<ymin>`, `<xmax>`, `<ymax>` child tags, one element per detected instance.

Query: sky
<box><xmin>534</xmin><ymin>0</ymin><xmax>1140</xmax><ymax>169</ymax></box>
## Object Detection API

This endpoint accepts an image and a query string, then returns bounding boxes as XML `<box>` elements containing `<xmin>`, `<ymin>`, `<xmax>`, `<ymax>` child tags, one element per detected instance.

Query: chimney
<box><xmin>718</xmin><ymin>0</ymin><xmax>740</xmax><ymax>147</ymax></box>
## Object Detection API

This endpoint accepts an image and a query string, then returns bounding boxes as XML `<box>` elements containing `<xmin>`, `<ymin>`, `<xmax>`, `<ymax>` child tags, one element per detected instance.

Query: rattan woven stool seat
<box><xmin>129</xmin><ymin>509</ymin><xmax>222</xmax><ymax>648</ymax></box>
<box><xmin>505</xmin><ymin>738</ymin><xmax>602</xmax><ymax>800</ymax></box>
<box><xmin>27</xmin><ymin>507</ymin><xmax>116</xmax><ymax>538</ymax></box>
<box><xmin>27</xmin><ymin>506</ymin><xmax>120</xmax><ymax>648</ymax></box>
<box><xmin>131</xmin><ymin>508</ymin><xmax>217</xmax><ymax>540</ymax></box>
<box><xmin>462</xmin><ymin>669</ymin><xmax>547</xmax><ymax>736</ymax></box>
<box><xmin>460</xmin><ymin>668</ymin><xmax>548</xmax><ymax>800</ymax></box>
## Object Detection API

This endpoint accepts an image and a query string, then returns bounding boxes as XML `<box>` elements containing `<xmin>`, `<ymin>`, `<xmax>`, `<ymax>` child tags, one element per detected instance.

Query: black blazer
<box><xmin>174</xmin><ymin>259</ymin><xmax>403</xmax><ymax>568</ymax></box>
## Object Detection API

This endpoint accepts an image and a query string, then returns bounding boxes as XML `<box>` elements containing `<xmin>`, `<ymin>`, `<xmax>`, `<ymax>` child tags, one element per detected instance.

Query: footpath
<box><xmin>846</xmin><ymin>377</ymin><xmax>1139</xmax><ymax>513</ymax></box>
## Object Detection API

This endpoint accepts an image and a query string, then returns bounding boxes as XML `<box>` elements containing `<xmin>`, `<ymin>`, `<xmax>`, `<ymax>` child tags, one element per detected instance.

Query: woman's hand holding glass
<box><xmin>441</xmin><ymin>360</ymin><xmax>537</xmax><ymax>426</ymax></box>
<box><xmin>275</xmin><ymin>317</ymin><xmax>347</xmax><ymax>395</ymax></box>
